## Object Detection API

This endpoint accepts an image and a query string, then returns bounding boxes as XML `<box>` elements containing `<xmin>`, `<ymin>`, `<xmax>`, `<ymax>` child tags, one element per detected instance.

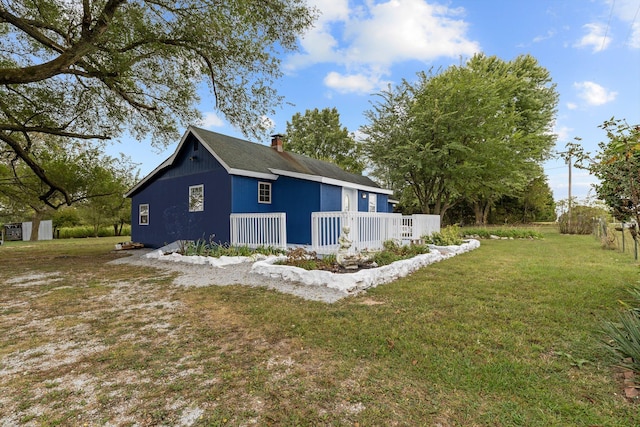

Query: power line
<box><xmin>623</xmin><ymin>1</ymin><xmax>640</xmax><ymax>47</ymax></box>
<box><xmin>602</xmin><ymin>0</ymin><xmax>615</xmax><ymax>51</ymax></box>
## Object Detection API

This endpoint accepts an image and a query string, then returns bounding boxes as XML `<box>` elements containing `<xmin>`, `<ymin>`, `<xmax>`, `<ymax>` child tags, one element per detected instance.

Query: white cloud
<box><xmin>324</xmin><ymin>71</ymin><xmax>383</xmax><ymax>94</ymax></box>
<box><xmin>554</xmin><ymin>125</ymin><xmax>574</xmax><ymax>142</ymax></box>
<box><xmin>566</xmin><ymin>102</ymin><xmax>578</xmax><ymax>110</ymax></box>
<box><xmin>533</xmin><ymin>30</ymin><xmax>556</xmax><ymax>43</ymax></box>
<box><xmin>198</xmin><ymin>112</ymin><xmax>224</xmax><ymax>129</ymax></box>
<box><xmin>574</xmin><ymin>23</ymin><xmax>611</xmax><ymax>52</ymax></box>
<box><xmin>287</xmin><ymin>0</ymin><xmax>480</xmax><ymax>94</ymax></box>
<box><xmin>574</xmin><ymin>81</ymin><xmax>617</xmax><ymax>106</ymax></box>
<box><xmin>342</xmin><ymin>0</ymin><xmax>479</xmax><ymax>65</ymax></box>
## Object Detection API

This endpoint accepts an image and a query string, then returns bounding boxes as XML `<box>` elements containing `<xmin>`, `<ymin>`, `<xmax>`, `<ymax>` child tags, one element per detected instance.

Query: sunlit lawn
<box><xmin>0</xmin><ymin>230</ymin><xmax>638</xmax><ymax>426</ymax></box>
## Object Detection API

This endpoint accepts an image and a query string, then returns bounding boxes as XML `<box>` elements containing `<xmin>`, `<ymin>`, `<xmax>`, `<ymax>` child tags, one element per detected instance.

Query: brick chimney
<box><xmin>271</xmin><ymin>134</ymin><xmax>284</xmax><ymax>152</ymax></box>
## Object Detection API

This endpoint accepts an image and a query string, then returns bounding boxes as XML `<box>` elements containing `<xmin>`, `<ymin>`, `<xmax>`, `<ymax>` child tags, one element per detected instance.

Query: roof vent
<box><xmin>271</xmin><ymin>134</ymin><xmax>284</xmax><ymax>152</ymax></box>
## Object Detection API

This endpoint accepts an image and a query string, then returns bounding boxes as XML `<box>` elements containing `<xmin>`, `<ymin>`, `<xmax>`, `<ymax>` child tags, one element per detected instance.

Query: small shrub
<box><xmin>276</xmin><ymin>241</ymin><xmax>431</xmax><ymax>271</ymax></box>
<box><xmin>558</xmin><ymin>205</ymin><xmax>607</xmax><ymax>235</ymax></box>
<box><xmin>277</xmin><ymin>248</ymin><xmax>322</xmax><ymax>270</ymax></box>
<box><xmin>178</xmin><ymin>236</ymin><xmax>285</xmax><ymax>257</ymax></box>
<box><xmin>56</xmin><ymin>225</ymin><xmax>131</xmax><ymax>239</ymax></box>
<box><xmin>463</xmin><ymin>227</ymin><xmax>543</xmax><ymax>240</ymax></box>
<box><xmin>321</xmin><ymin>254</ymin><xmax>337</xmax><ymax>265</ymax></box>
<box><xmin>373</xmin><ymin>240</ymin><xmax>430</xmax><ymax>266</ymax></box>
<box><xmin>423</xmin><ymin>225</ymin><xmax>463</xmax><ymax>246</ymax></box>
<box><xmin>603</xmin><ymin>311</ymin><xmax>640</xmax><ymax>381</ymax></box>
<box><xmin>603</xmin><ymin>285</ymin><xmax>640</xmax><ymax>383</ymax></box>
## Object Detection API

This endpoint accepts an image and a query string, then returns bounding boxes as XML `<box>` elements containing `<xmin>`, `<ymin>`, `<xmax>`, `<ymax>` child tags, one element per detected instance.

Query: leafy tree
<box><xmin>283</xmin><ymin>107</ymin><xmax>365</xmax><ymax>174</ymax></box>
<box><xmin>77</xmin><ymin>157</ymin><xmax>136</xmax><ymax>237</ymax></box>
<box><xmin>52</xmin><ymin>207</ymin><xmax>82</xmax><ymax>230</ymax></box>
<box><xmin>0</xmin><ymin>137</ymin><xmax>137</xmax><ymax>239</ymax></box>
<box><xmin>0</xmin><ymin>0</ymin><xmax>316</xmax><ymax>206</ymax></box>
<box><xmin>490</xmin><ymin>175</ymin><xmax>556</xmax><ymax>223</ymax></box>
<box><xmin>362</xmin><ymin>54</ymin><xmax>558</xmax><ymax>222</ymax></box>
<box><xmin>582</xmin><ymin>118</ymin><xmax>640</xmax><ymax>239</ymax></box>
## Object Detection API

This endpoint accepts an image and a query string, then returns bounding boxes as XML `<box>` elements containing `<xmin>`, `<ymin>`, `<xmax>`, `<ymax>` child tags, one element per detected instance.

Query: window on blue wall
<box><xmin>189</xmin><ymin>184</ymin><xmax>204</xmax><ymax>212</ymax></box>
<box><xmin>258</xmin><ymin>182</ymin><xmax>271</xmax><ymax>204</ymax></box>
<box><xmin>139</xmin><ymin>204</ymin><xmax>149</xmax><ymax>225</ymax></box>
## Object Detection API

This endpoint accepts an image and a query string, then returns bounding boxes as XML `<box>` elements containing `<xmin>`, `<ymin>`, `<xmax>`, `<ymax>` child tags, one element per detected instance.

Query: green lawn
<box><xmin>0</xmin><ymin>231</ymin><xmax>638</xmax><ymax>426</ymax></box>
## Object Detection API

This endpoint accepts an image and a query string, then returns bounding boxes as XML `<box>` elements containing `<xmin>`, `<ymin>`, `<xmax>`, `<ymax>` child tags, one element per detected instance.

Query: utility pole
<box><xmin>567</xmin><ymin>153</ymin><xmax>572</xmax><ymax>231</ymax></box>
<box><xmin>560</xmin><ymin>139</ymin><xmax>581</xmax><ymax>232</ymax></box>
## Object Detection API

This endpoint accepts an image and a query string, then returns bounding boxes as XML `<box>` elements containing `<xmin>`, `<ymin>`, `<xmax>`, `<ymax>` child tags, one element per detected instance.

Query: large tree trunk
<box><xmin>473</xmin><ymin>201</ymin><xmax>491</xmax><ymax>225</ymax></box>
<box><xmin>113</xmin><ymin>221</ymin><xmax>124</xmax><ymax>236</ymax></box>
<box><xmin>30</xmin><ymin>211</ymin><xmax>42</xmax><ymax>241</ymax></box>
<box><xmin>473</xmin><ymin>202</ymin><xmax>483</xmax><ymax>225</ymax></box>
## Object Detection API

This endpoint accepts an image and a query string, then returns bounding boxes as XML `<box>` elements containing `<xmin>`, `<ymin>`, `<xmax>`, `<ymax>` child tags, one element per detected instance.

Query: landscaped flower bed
<box><xmin>251</xmin><ymin>239</ymin><xmax>481</xmax><ymax>294</ymax></box>
<box><xmin>275</xmin><ymin>240</ymin><xmax>432</xmax><ymax>273</ymax></box>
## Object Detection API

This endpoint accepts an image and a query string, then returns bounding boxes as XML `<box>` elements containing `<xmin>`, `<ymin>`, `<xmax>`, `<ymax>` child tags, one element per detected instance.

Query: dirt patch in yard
<box><xmin>0</xmin><ymin>251</ymin><xmax>366</xmax><ymax>426</ymax></box>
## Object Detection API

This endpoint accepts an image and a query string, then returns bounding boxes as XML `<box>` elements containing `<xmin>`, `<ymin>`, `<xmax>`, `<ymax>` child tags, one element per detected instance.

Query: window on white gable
<box><xmin>139</xmin><ymin>204</ymin><xmax>149</xmax><ymax>225</ymax></box>
<box><xmin>189</xmin><ymin>184</ymin><xmax>204</xmax><ymax>212</ymax></box>
<box><xmin>258</xmin><ymin>182</ymin><xmax>272</xmax><ymax>204</ymax></box>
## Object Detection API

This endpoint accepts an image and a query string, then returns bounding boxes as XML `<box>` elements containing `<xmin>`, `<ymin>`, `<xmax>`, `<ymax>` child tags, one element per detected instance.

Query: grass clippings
<box><xmin>0</xmin><ymin>232</ymin><xmax>638</xmax><ymax>426</ymax></box>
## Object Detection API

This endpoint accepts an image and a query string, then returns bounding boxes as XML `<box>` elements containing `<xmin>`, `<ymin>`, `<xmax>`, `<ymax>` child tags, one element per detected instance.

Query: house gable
<box><xmin>128</xmin><ymin>134</ymin><xmax>232</xmax><ymax>247</ymax></box>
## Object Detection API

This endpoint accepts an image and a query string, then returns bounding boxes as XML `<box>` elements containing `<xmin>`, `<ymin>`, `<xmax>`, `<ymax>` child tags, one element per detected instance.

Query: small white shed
<box><xmin>21</xmin><ymin>220</ymin><xmax>53</xmax><ymax>241</ymax></box>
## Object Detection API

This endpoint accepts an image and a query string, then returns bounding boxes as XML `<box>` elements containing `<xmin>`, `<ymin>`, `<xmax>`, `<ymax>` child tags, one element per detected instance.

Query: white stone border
<box><xmin>251</xmin><ymin>239</ymin><xmax>480</xmax><ymax>294</ymax></box>
<box><xmin>144</xmin><ymin>245</ymin><xmax>270</xmax><ymax>268</ymax></box>
<box><xmin>144</xmin><ymin>239</ymin><xmax>481</xmax><ymax>296</ymax></box>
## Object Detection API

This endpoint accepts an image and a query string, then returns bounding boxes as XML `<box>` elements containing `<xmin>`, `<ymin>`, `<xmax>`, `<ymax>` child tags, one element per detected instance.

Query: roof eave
<box><xmin>268</xmin><ymin>168</ymin><xmax>394</xmax><ymax>195</ymax></box>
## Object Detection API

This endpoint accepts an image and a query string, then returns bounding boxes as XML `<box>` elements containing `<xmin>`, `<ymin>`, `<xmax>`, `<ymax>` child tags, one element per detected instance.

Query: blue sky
<box><xmin>112</xmin><ymin>0</ymin><xmax>640</xmax><ymax>202</ymax></box>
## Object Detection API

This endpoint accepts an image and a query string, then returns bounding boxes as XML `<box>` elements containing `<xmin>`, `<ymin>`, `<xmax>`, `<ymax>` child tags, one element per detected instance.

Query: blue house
<box><xmin>125</xmin><ymin>126</ymin><xmax>394</xmax><ymax>248</ymax></box>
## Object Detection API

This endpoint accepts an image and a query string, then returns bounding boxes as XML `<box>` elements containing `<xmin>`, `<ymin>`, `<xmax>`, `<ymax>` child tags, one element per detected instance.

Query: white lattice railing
<box><xmin>402</xmin><ymin>214</ymin><xmax>441</xmax><ymax>240</ymax></box>
<box><xmin>230</xmin><ymin>213</ymin><xmax>287</xmax><ymax>249</ymax></box>
<box><xmin>311</xmin><ymin>212</ymin><xmax>405</xmax><ymax>254</ymax></box>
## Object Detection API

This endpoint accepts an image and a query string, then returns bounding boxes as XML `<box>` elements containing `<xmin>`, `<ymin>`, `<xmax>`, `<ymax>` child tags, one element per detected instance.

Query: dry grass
<box><xmin>0</xmin><ymin>233</ymin><xmax>638</xmax><ymax>426</ymax></box>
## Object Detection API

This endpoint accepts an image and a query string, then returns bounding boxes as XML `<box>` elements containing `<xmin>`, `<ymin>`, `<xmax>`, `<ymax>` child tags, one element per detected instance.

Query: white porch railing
<box><xmin>402</xmin><ymin>214</ymin><xmax>441</xmax><ymax>240</ymax></box>
<box><xmin>230</xmin><ymin>213</ymin><xmax>287</xmax><ymax>249</ymax></box>
<box><xmin>311</xmin><ymin>212</ymin><xmax>405</xmax><ymax>254</ymax></box>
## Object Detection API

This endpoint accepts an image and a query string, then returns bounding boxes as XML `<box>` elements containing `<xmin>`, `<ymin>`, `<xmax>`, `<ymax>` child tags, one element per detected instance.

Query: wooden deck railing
<box><xmin>229</xmin><ymin>213</ymin><xmax>287</xmax><ymax>249</ymax></box>
<box><xmin>311</xmin><ymin>212</ymin><xmax>401</xmax><ymax>254</ymax></box>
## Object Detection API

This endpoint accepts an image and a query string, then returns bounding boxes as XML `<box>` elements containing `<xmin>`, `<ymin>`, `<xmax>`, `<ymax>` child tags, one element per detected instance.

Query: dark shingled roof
<box><xmin>125</xmin><ymin>126</ymin><xmax>388</xmax><ymax>198</ymax></box>
<box><xmin>190</xmin><ymin>126</ymin><xmax>381</xmax><ymax>188</ymax></box>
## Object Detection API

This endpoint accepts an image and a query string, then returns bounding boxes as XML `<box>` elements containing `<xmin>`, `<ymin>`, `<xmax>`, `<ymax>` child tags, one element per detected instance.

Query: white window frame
<box><xmin>368</xmin><ymin>193</ymin><xmax>377</xmax><ymax>212</ymax></box>
<box><xmin>139</xmin><ymin>204</ymin><xmax>149</xmax><ymax>225</ymax></box>
<box><xmin>258</xmin><ymin>182</ymin><xmax>272</xmax><ymax>204</ymax></box>
<box><xmin>189</xmin><ymin>184</ymin><xmax>204</xmax><ymax>212</ymax></box>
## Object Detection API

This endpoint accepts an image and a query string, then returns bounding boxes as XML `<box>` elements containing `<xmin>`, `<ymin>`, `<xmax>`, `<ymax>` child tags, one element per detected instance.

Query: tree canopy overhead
<box><xmin>362</xmin><ymin>53</ymin><xmax>558</xmax><ymax>223</ymax></box>
<box><xmin>284</xmin><ymin>107</ymin><xmax>365</xmax><ymax>174</ymax></box>
<box><xmin>0</xmin><ymin>0</ymin><xmax>316</xmax><ymax>206</ymax></box>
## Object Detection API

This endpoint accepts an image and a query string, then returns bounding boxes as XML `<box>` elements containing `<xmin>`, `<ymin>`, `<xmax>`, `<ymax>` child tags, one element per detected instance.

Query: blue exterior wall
<box><xmin>272</xmin><ymin>177</ymin><xmax>321</xmax><ymax>244</ymax></box>
<box><xmin>320</xmin><ymin>184</ymin><xmax>342</xmax><ymax>211</ymax></box>
<box><xmin>377</xmin><ymin>194</ymin><xmax>390</xmax><ymax>212</ymax></box>
<box><xmin>358</xmin><ymin>190</ymin><xmax>367</xmax><ymax>212</ymax></box>
<box><xmin>358</xmin><ymin>190</ymin><xmax>390</xmax><ymax>212</ymax></box>
<box><xmin>130</xmin><ymin>135</ymin><xmax>232</xmax><ymax>248</ymax></box>
<box><xmin>231</xmin><ymin>175</ymin><xmax>275</xmax><ymax>213</ymax></box>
